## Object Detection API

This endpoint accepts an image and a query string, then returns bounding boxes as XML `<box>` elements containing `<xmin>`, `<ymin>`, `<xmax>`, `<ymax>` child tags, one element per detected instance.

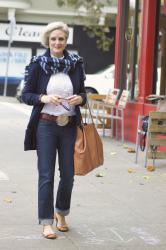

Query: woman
<box><xmin>22</xmin><ymin>21</ymin><xmax>86</xmax><ymax>239</ymax></box>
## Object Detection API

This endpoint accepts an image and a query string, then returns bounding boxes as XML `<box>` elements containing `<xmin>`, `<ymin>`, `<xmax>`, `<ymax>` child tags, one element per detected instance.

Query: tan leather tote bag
<box><xmin>74</xmin><ymin>101</ymin><xmax>104</xmax><ymax>176</ymax></box>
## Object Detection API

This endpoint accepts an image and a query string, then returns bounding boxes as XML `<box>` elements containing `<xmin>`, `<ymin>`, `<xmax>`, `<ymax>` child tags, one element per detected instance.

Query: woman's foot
<box><xmin>43</xmin><ymin>225</ymin><xmax>58</xmax><ymax>239</ymax></box>
<box><xmin>55</xmin><ymin>213</ymin><xmax>69</xmax><ymax>232</ymax></box>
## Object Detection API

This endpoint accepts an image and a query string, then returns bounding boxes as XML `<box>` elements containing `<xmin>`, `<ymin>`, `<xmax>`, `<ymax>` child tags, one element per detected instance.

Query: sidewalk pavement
<box><xmin>0</xmin><ymin>96</ymin><xmax>166</xmax><ymax>250</ymax></box>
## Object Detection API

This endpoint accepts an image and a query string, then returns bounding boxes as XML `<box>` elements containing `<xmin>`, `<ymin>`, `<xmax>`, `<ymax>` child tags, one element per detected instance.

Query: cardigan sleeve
<box><xmin>21</xmin><ymin>62</ymin><xmax>42</xmax><ymax>106</ymax></box>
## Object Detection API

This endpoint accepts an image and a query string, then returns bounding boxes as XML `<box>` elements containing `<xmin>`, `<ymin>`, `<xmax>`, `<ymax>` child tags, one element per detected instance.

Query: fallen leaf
<box><xmin>110</xmin><ymin>152</ymin><xmax>117</xmax><ymax>156</ymax></box>
<box><xmin>96</xmin><ymin>172</ymin><xmax>105</xmax><ymax>177</ymax></box>
<box><xmin>146</xmin><ymin>165</ymin><xmax>156</xmax><ymax>172</ymax></box>
<box><xmin>3</xmin><ymin>197</ymin><xmax>12</xmax><ymax>203</ymax></box>
<box><xmin>143</xmin><ymin>176</ymin><xmax>150</xmax><ymax>180</ymax></box>
<box><xmin>127</xmin><ymin>148</ymin><xmax>136</xmax><ymax>153</ymax></box>
<box><xmin>128</xmin><ymin>168</ymin><xmax>136</xmax><ymax>173</ymax></box>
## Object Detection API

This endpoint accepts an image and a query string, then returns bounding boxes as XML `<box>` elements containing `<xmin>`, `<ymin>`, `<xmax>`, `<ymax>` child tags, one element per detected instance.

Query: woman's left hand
<box><xmin>67</xmin><ymin>95</ymin><xmax>83</xmax><ymax>106</ymax></box>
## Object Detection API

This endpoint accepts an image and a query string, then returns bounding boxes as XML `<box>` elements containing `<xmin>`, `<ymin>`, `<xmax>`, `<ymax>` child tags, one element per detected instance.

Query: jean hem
<box><xmin>39</xmin><ymin>219</ymin><xmax>54</xmax><ymax>225</ymax></box>
<box><xmin>55</xmin><ymin>208</ymin><xmax>70</xmax><ymax>216</ymax></box>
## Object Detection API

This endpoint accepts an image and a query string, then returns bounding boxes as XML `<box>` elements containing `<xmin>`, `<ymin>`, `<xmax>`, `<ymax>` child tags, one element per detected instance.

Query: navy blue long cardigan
<box><xmin>22</xmin><ymin>49</ymin><xmax>87</xmax><ymax>151</ymax></box>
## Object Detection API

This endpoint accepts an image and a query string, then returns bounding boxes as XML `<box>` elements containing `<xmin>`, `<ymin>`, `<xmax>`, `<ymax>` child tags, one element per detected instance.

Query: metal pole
<box><xmin>3</xmin><ymin>16</ymin><xmax>15</xmax><ymax>96</ymax></box>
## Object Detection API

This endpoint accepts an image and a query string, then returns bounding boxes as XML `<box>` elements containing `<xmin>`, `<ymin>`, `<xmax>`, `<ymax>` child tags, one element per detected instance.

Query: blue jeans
<box><xmin>36</xmin><ymin>118</ymin><xmax>76</xmax><ymax>225</ymax></box>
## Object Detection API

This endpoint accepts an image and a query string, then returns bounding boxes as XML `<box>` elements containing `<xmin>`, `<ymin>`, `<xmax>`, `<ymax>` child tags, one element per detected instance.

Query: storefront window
<box><xmin>125</xmin><ymin>0</ymin><xmax>143</xmax><ymax>100</ymax></box>
<box><xmin>0</xmin><ymin>47</ymin><xmax>31</xmax><ymax>77</ymax></box>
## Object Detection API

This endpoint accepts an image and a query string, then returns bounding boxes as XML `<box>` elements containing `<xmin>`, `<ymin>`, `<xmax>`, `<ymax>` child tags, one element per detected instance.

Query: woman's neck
<box><xmin>50</xmin><ymin>53</ymin><xmax>64</xmax><ymax>59</ymax></box>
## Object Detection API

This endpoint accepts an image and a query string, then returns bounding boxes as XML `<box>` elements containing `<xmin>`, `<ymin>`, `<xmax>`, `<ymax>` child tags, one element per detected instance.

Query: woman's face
<box><xmin>49</xmin><ymin>29</ymin><xmax>67</xmax><ymax>58</ymax></box>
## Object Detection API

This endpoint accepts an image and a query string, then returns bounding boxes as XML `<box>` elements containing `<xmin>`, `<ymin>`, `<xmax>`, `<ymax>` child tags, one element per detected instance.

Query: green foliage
<box><xmin>84</xmin><ymin>25</ymin><xmax>114</xmax><ymax>51</ymax></box>
<box><xmin>57</xmin><ymin>0</ymin><xmax>115</xmax><ymax>51</ymax></box>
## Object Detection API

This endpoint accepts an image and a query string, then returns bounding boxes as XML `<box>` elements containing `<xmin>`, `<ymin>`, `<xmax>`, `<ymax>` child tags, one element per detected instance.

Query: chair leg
<box><xmin>144</xmin><ymin>116</ymin><xmax>152</xmax><ymax>168</ymax></box>
<box><xmin>111</xmin><ymin>117</ymin><xmax>114</xmax><ymax>138</ymax></box>
<box><xmin>95</xmin><ymin>102</ymin><xmax>99</xmax><ymax>128</ymax></box>
<box><xmin>135</xmin><ymin>115</ymin><xmax>141</xmax><ymax>164</ymax></box>
<box><xmin>144</xmin><ymin>132</ymin><xmax>149</xmax><ymax>168</ymax></box>
<box><xmin>152</xmin><ymin>157</ymin><xmax>155</xmax><ymax>167</ymax></box>
<box><xmin>102</xmin><ymin>118</ymin><xmax>105</xmax><ymax>137</ymax></box>
<box><xmin>121</xmin><ymin>109</ymin><xmax>124</xmax><ymax>143</ymax></box>
<box><xmin>115</xmin><ymin>110</ymin><xmax>118</xmax><ymax>140</ymax></box>
<box><xmin>102</xmin><ymin>105</ymin><xmax>105</xmax><ymax>137</ymax></box>
<box><xmin>110</xmin><ymin>108</ymin><xmax>114</xmax><ymax>138</ymax></box>
<box><xmin>135</xmin><ymin>133</ymin><xmax>139</xmax><ymax>164</ymax></box>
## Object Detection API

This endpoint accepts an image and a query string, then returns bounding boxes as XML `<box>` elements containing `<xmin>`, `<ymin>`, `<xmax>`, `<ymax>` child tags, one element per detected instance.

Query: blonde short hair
<box><xmin>40</xmin><ymin>21</ymin><xmax>69</xmax><ymax>48</ymax></box>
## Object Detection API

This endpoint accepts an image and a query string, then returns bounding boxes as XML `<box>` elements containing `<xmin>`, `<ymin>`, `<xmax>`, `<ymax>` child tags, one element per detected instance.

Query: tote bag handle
<box><xmin>83</xmin><ymin>95</ymin><xmax>95</xmax><ymax>125</ymax></box>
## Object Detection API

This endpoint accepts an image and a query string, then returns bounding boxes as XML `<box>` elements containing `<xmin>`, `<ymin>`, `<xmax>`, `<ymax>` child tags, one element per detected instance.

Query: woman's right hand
<box><xmin>40</xmin><ymin>95</ymin><xmax>61</xmax><ymax>105</ymax></box>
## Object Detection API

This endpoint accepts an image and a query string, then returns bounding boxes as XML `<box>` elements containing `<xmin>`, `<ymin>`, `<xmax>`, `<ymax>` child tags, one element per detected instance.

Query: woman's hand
<box><xmin>40</xmin><ymin>95</ymin><xmax>61</xmax><ymax>105</ymax></box>
<box><xmin>67</xmin><ymin>95</ymin><xmax>83</xmax><ymax>106</ymax></box>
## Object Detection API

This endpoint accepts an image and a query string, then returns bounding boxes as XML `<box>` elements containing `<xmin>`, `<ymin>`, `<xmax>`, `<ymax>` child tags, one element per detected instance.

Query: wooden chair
<box><xmin>101</xmin><ymin>90</ymin><xmax>130</xmax><ymax>141</ymax></box>
<box><xmin>144</xmin><ymin>111</ymin><xmax>166</xmax><ymax>167</ymax></box>
<box><xmin>88</xmin><ymin>89</ymin><xmax>120</xmax><ymax>136</ymax></box>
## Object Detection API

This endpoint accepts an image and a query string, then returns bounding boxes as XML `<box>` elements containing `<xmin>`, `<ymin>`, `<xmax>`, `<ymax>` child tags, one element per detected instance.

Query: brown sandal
<box><xmin>55</xmin><ymin>214</ymin><xmax>69</xmax><ymax>232</ymax></box>
<box><xmin>43</xmin><ymin>225</ymin><xmax>58</xmax><ymax>239</ymax></box>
